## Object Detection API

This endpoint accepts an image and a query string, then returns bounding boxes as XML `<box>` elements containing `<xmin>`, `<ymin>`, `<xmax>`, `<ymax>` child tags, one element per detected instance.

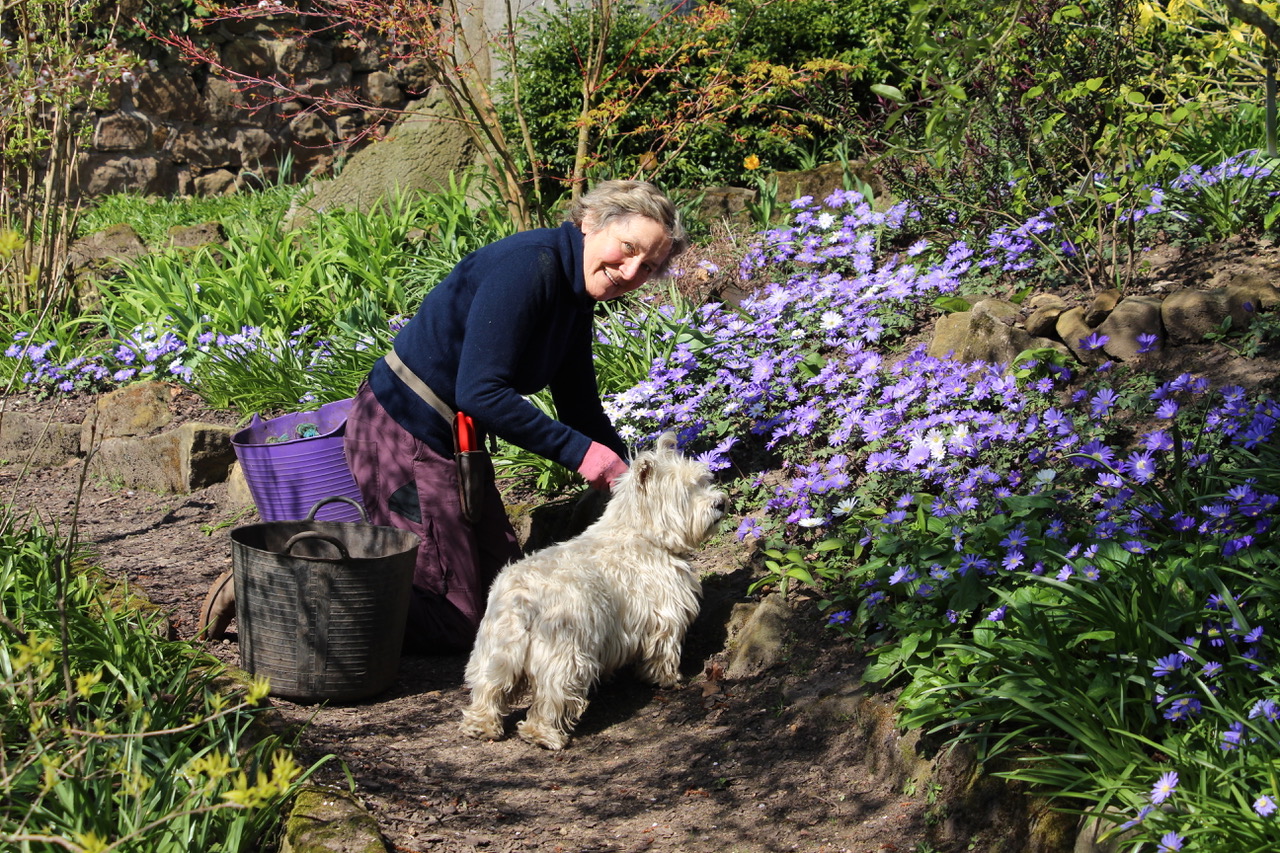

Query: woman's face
<box><xmin>580</xmin><ymin>215</ymin><xmax>672</xmax><ymax>301</ymax></box>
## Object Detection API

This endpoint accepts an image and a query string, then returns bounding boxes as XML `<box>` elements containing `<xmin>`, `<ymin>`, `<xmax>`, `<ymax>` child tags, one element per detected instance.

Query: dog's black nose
<box><xmin>713</xmin><ymin>494</ymin><xmax>728</xmax><ymax>514</ymax></box>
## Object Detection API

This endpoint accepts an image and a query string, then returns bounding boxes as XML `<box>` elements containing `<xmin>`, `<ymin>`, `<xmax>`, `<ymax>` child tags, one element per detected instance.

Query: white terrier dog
<box><xmin>460</xmin><ymin>432</ymin><xmax>727</xmax><ymax>750</ymax></box>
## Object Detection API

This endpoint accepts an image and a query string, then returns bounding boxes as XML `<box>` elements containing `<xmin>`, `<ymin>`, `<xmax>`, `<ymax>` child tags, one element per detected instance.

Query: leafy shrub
<box><xmin>501</xmin><ymin>0</ymin><xmax>907</xmax><ymax>194</ymax></box>
<box><xmin>0</xmin><ymin>513</ymin><xmax>330</xmax><ymax>850</ymax></box>
<box><xmin>4</xmin><ymin>177</ymin><xmax>513</xmax><ymax>410</ymax></box>
<box><xmin>868</xmin><ymin>0</ymin><xmax>1236</xmax><ymax>289</ymax></box>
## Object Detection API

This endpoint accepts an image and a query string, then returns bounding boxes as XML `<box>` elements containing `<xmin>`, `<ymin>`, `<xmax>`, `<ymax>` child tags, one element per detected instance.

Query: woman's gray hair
<box><xmin>568</xmin><ymin>180</ymin><xmax>690</xmax><ymax>276</ymax></box>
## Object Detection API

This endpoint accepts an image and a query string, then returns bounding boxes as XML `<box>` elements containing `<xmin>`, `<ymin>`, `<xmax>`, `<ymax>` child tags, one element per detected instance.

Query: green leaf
<box><xmin>786</xmin><ymin>566</ymin><xmax>818</xmax><ymax>587</ymax></box>
<box><xmin>933</xmin><ymin>296</ymin><xmax>973</xmax><ymax>314</ymax></box>
<box><xmin>871</xmin><ymin>83</ymin><xmax>906</xmax><ymax>103</ymax></box>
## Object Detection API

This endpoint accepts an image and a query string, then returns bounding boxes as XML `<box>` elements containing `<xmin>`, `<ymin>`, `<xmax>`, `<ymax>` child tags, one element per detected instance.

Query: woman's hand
<box><xmin>578</xmin><ymin>442</ymin><xmax>629</xmax><ymax>490</ymax></box>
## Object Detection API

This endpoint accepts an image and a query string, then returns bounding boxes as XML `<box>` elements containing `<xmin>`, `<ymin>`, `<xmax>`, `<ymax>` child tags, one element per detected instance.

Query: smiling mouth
<box><xmin>604</xmin><ymin>269</ymin><xmax>620</xmax><ymax>289</ymax></box>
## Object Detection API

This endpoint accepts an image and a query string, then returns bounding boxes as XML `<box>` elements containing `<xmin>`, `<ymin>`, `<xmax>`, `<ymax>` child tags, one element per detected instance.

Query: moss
<box><xmin>281</xmin><ymin>786</ymin><xmax>386</xmax><ymax>853</ymax></box>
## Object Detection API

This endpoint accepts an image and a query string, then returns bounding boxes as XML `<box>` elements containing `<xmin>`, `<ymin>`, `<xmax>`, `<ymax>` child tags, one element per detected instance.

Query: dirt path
<box><xmin>0</xmin><ymin>444</ymin><xmax>975</xmax><ymax>853</ymax></box>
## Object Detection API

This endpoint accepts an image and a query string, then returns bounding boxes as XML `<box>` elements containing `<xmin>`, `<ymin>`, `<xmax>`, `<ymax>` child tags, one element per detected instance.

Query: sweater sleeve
<box><xmin>452</xmin><ymin>246</ymin><xmax>597</xmax><ymax>471</ymax></box>
<box><xmin>549</xmin><ymin>319</ymin><xmax>628</xmax><ymax>460</ymax></box>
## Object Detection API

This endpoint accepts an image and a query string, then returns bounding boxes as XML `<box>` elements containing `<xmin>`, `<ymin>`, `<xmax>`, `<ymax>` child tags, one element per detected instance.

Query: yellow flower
<box><xmin>743</xmin><ymin>155</ymin><xmax>761</xmax><ymax>171</ymax></box>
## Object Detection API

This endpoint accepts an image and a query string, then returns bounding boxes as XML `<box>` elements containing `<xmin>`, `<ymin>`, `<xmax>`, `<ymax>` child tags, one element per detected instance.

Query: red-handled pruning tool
<box><xmin>455</xmin><ymin>412</ymin><xmax>477</xmax><ymax>452</ymax></box>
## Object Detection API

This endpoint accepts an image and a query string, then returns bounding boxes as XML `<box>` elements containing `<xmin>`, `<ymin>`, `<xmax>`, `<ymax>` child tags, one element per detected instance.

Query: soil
<box><xmin>0</xmin><ymin>409</ymin><xmax>943</xmax><ymax>853</ymax></box>
<box><xmin>2</xmin><ymin>233</ymin><xmax>1279</xmax><ymax>853</ymax></box>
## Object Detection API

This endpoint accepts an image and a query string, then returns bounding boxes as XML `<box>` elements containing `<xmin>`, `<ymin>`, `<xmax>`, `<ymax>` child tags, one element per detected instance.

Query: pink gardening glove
<box><xmin>577</xmin><ymin>442</ymin><xmax>629</xmax><ymax>491</ymax></box>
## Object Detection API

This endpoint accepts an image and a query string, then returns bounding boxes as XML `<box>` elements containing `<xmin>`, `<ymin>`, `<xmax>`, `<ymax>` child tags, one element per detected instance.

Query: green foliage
<box><xmin>492</xmin><ymin>392</ymin><xmax>579</xmax><ymax>495</ymax></box>
<box><xmin>0</xmin><ymin>512</ymin><xmax>333</xmax><ymax>850</ymax></box>
<box><xmin>0</xmin><ymin>0</ymin><xmax>134</xmax><ymax>314</ymax></box>
<box><xmin>786</xmin><ymin>371</ymin><xmax>1280</xmax><ymax>848</ymax></box>
<box><xmin>82</xmin><ymin>176</ymin><xmax>513</xmax><ymax>412</ymax></box>
<box><xmin>1204</xmin><ymin>298</ymin><xmax>1280</xmax><ymax>359</ymax></box>
<box><xmin>78</xmin><ymin>184</ymin><xmax>298</xmax><ymax>247</ymax></box>
<box><xmin>873</xmin><ymin>0</ymin><xmax>1229</xmax><ymax>289</ymax></box>
<box><xmin>108</xmin><ymin>0</ymin><xmax>205</xmax><ymax>48</ymax></box>
<box><xmin>1160</xmin><ymin>151</ymin><xmax>1280</xmax><ymax>241</ymax></box>
<box><xmin>593</xmin><ymin>283</ymin><xmax>712</xmax><ymax>398</ymax></box>
<box><xmin>502</xmin><ymin>0</ymin><xmax>907</xmax><ymax>193</ymax></box>
<box><xmin>1173</xmin><ymin>102</ymin><xmax>1275</xmax><ymax>167</ymax></box>
<box><xmin>98</xmin><ymin>191</ymin><xmax>459</xmax><ymax>344</ymax></box>
<box><xmin>182</xmin><ymin>324</ymin><xmax>388</xmax><ymax>413</ymax></box>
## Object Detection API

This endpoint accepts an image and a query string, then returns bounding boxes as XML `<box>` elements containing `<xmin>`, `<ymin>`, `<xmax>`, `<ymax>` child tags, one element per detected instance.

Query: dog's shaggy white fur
<box><xmin>460</xmin><ymin>432</ymin><xmax>727</xmax><ymax>750</ymax></box>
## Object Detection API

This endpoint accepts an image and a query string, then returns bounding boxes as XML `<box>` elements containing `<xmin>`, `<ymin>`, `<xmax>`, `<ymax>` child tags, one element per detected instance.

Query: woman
<box><xmin>344</xmin><ymin>180</ymin><xmax>689</xmax><ymax>654</ymax></box>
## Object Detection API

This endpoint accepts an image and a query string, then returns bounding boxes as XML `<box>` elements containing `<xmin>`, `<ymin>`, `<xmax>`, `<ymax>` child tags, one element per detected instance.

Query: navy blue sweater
<box><xmin>367</xmin><ymin>221</ymin><xmax>626</xmax><ymax>469</ymax></box>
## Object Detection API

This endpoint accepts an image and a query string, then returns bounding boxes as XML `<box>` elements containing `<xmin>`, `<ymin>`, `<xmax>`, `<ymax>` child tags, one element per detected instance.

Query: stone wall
<box><xmin>76</xmin><ymin>0</ymin><xmax>561</xmax><ymax>202</ymax></box>
<box><xmin>78</xmin><ymin>21</ymin><xmax>432</xmax><ymax>199</ymax></box>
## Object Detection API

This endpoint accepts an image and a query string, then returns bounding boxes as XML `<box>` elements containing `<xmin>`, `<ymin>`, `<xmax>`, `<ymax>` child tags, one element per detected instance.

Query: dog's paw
<box><xmin>516</xmin><ymin>719</ymin><xmax>569</xmax><ymax>751</ymax></box>
<box><xmin>459</xmin><ymin>711</ymin><xmax>505</xmax><ymax>742</ymax></box>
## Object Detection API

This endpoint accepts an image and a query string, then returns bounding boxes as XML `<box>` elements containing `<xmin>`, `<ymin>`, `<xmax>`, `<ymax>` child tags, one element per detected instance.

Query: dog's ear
<box><xmin>655</xmin><ymin>431</ymin><xmax>678</xmax><ymax>454</ymax></box>
<box><xmin>632</xmin><ymin>457</ymin><xmax>655</xmax><ymax>491</ymax></box>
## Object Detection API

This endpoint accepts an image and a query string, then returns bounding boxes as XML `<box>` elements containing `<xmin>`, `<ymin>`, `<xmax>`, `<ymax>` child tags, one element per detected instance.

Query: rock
<box><xmin>235</xmin><ymin>128</ymin><xmax>277</xmax><ymax>170</ymax></box>
<box><xmin>67</xmin><ymin>222</ymin><xmax>149</xmax><ymax>271</ymax></box>
<box><xmin>692</xmin><ymin>187</ymin><xmax>756</xmax><ymax>229</ymax></box>
<box><xmin>929</xmin><ymin>308</ymin><xmax>1064</xmax><ymax>367</ymax></box>
<box><xmin>1161</xmin><ymin>288</ymin><xmax>1231</xmax><ymax>345</ymax></box>
<box><xmin>203</xmin><ymin>77</ymin><xmax>248</xmax><ymax>123</ymax></box>
<box><xmin>220</xmin><ymin>36</ymin><xmax>279</xmax><ymax>77</ymax></box>
<box><xmin>194</xmin><ymin>169</ymin><xmax>238</xmax><ymax>197</ymax></box>
<box><xmin>173</xmin><ymin>127</ymin><xmax>237</xmax><ymax>170</ymax></box>
<box><xmin>928</xmin><ymin>311</ymin><xmax>972</xmax><ymax>360</ymax></box>
<box><xmin>289</xmin><ymin>112</ymin><xmax>336</xmax><ymax>147</ymax></box>
<box><xmin>1209</xmin><ymin>268</ymin><xmax>1278</xmax><ymax>292</ymax></box>
<box><xmin>296</xmin><ymin>62</ymin><xmax>353</xmax><ymax>100</ymax></box>
<box><xmin>131</xmin><ymin>67</ymin><xmax>206</xmax><ymax>123</ymax></box>
<box><xmin>773</xmin><ymin>159</ymin><xmax>885</xmax><ymax>206</ymax></box>
<box><xmin>960</xmin><ymin>310</ymin><xmax>1023</xmax><ymax>364</ymax></box>
<box><xmin>1025</xmin><ymin>295</ymin><xmax>1069</xmax><ymax>337</ymax></box>
<box><xmin>81</xmin><ymin>382</ymin><xmax>174</xmax><ymax>453</ymax></box>
<box><xmin>972</xmin><ymin>298</ymin><xmax>1019</xmax><ymax>325</ymax></box>
<box><xmin>277</xmin><ymin>37</ymin><xmax>334</xmax><ymax>76</ymax></box>
<box><xmin>1026</xmin><ymin>293</ymin><xmax>1069</xmax><ymax>311</ymax></box>
<box><xmin>1226</xmin><ymin>279</ymin><xmax>1280</xmax><ymax>326</ymax></box>
<box><xmin>225</xmin><ymin>461</ymin><xmax>256</xmax><ymax>510</ymax></box>
<box><xmin>1097</xmin><ymin>296</ymin><xmax>1163</xmax><ymax>361</ymax></box>
<box><xmin>0</xmin><ymin>412</ymin><xmax>82</xmax><ymax>468</ymax></box>
<box><xmin>88</xmin><ymin>423</ymin><xmax>237</xmax><ymax>493</ymax></box>
<box><xmin>284</xmin><ymin>89</ymin><xmax>476</xmax><ymax>229</ymax></box>
<box><xmin>94</xmin><ymin>111</ymin><xmax>153</xmax><ymax>152</ymax></box>
<box><xmin>75</xmin><ymin>152</ymin><xmax>175</xmax><ymax>196</ymax></box>
<box><xmin>1074</xmin><ymin>810</ymin><xmax>1140</xmax><ymax>853</ymax></box>
<box><xmin>168</xmin><ymin>221</ymin><xmax>228</xmax><ymax>250</ymax></box>
<box><xmin>726</xmin><ymin>594</ymin><xmax>792</xmax><ymax>678</ymax></box>
<box><xmin>1055</xmin><ymin>307</ymin><xmax>1103</xmax><ymax>364</ymax></box>
<box><xmin>1083</xmin><ymin>289</ymin><xmax>1122</xmax><ymax>326</ymax></box>
<box><xmin>281</xmin><ymin>785</ymin><xmax>387</xmax><ymax>853</ymax></box>
<box><xmin>363</xmin><ymin>70</ymin><xmax>404</xmax><ymax>107</ymax></box>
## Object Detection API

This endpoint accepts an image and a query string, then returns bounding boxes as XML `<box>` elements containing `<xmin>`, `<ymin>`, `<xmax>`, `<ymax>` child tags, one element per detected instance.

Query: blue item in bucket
<box><xmin>232</xmin><ymin>399</ymin><xmax>365</xmax><ymax>523</ymax></box>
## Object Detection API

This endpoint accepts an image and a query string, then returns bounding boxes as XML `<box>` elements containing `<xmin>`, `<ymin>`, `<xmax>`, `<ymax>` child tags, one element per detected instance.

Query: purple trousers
<box><xmin>343</xmin><ymin>383</ymin><xmax>522</xmax><ymax>654</ymax></box>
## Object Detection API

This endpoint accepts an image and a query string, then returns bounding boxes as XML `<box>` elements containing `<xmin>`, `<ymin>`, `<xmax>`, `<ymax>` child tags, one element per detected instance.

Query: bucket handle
<box><xmin>306</xmin><ymin>495</ymin><xmax>369</xmax><ymax>523</ymax></box>
<box><xmin>282</xmin><ymin>531</ymin><xmax>351</xmax><ymax>561</ymax></box>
